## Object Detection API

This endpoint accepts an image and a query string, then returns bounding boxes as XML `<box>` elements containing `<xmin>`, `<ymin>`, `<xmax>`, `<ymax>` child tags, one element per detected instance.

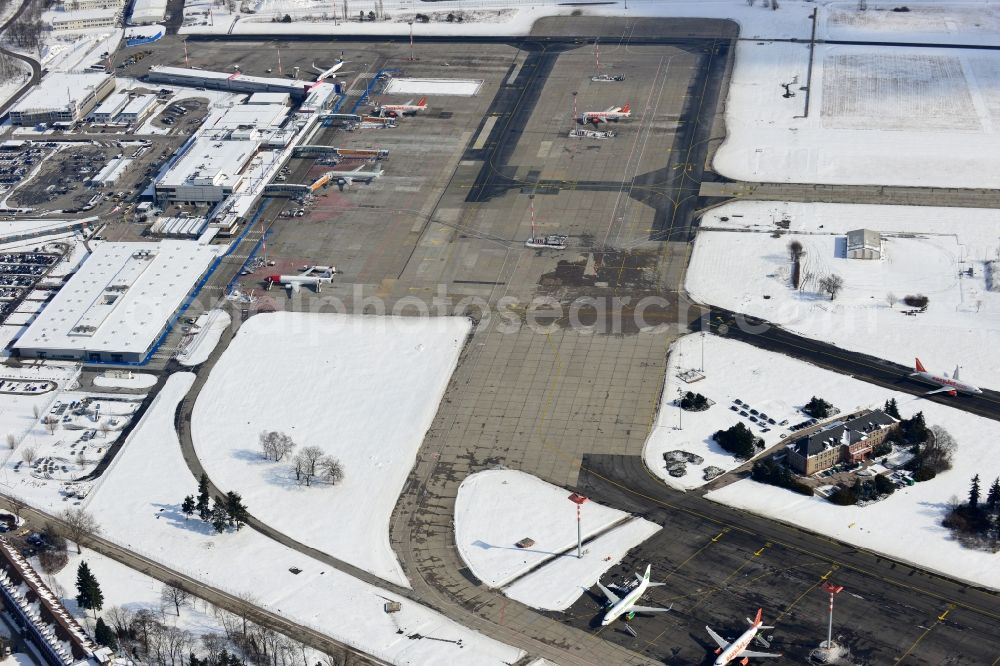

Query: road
<box><xmin>0</xmin><ymin>0</ymin><xmax>41</xmax><ymax>117</ymax></box>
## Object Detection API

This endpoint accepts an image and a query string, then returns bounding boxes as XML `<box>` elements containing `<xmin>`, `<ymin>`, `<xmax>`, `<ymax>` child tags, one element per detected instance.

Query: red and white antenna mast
<box><xmin>277</xmin><ymin>46</ymin><xmax>283</xmax><ymax>76</ymax></box>
<box><xmin>529</xmin><ymin>194</ymin><xmax>537</xmax><ymax>241</ymax></box>
<box><xmin>595</xmin><ymin>40</ymin><xmax>600</xmax><ymax>75</ymax></box>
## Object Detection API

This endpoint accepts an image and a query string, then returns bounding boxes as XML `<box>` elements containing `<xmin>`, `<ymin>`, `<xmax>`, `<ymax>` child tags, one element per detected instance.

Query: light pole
<box><xmin>408</xmin><ymin>21</ymin><xmax>414</xmax><ymax>61</ymax></box>
<box><xmin>820</xmin><ymin>581</ymin><xmax>844</xmax><ymax>650</ymax></box>
<box><xmin>700</xmin><ymin>331</ymin><xmax>705</xmax><ymax>372</ymax></box>
<box><xmin>568</xmin><ymin>493</ymin><xmax>588</xmax><ymax>558</ymax></box>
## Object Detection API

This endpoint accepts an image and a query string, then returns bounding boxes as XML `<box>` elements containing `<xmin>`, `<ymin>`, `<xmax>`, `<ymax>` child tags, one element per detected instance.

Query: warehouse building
<box><xmin>129</xmin><ymin>0</ymin><xmax>167</xmax><ymax>24</ymax></box>
<box><xmin>9</xmin><ymin>72</ymin><xmax>114</xmax><ymax>126</ymax></box>
<box><xmin>50</xmin><ymin>7</ymin><xmax>120</xmax><ymax>30</ymax></box>
<box><xmin>14</xmin><ymin>241</ymin><xmax>219</xmax><ymax>364</ymax></box>
<box><xmin>117</xmin><ymin>93</ymin><xmax>157</xmax><ymax>124</ymax></box>
<box><xmin>90</xmin><ymin>90</ymin><xmax>130</xmax><ymax>123</ymax></box>
<box><xmin>155</xmin><ymin>137</ymin><xmax>260</xmax><ymax>203</ymax></box>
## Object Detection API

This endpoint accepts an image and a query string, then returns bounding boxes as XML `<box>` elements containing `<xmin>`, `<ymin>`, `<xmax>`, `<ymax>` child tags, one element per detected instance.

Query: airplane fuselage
<box><xmin>715</xmin><ymin>623</ymin><xmax>762</xmax><ymax>666</ymax></box>
<box><xmin>601</xmin><ymin>579</ymin><xmax>648</xmax><ymax>625</ymax></box>
<box><xmin>910</xmin><ymin>371</ymin><xmax>982</xmax><ymax>395</ymax></box>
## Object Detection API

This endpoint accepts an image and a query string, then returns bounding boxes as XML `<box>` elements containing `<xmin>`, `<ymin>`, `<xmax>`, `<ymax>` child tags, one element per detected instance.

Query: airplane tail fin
<box><xmin>621</xmin><ymin>103</ymin><xmax>631</xmax><ymax>114</ymax></box>
<box><xmin>953</xmin><ymin>365</ymin><xmax>961</xmax><ymax>380</ymax></box>
<box><xmin>915</xmin><ymin>357</ymin><xmax>927</xmax><ymax>373</ymax></box>
<box><xmin>417</xmin><ymin>96</ymin><xmax>427</xmax><ymax>107</ymax></box>
<box><xmin>753</xmin><ymin>608</ymin><xmax>763</xmax><ymax>626</ymax></box>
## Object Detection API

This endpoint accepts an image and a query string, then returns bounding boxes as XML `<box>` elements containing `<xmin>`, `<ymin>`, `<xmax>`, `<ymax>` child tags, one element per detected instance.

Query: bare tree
<box><xmin>160</xmin><ymin>581</ymin><xmax>191</xmax><ymax>616</ymax></box>
<box><xmin>799</xmin><ymin>270</ymin><xmax>815</xmax><ymax>293</ymax></box>
<box><xmin>106</xmin><ymin>605</ymin><xmax>134</xmax><ymax>637</ymax></box>
<box><xmin>259</xmin><ymin>430</ymin><xmax>296</xmax><ymax>461</ymax></box>
<box><xmin>99</xmin><ymin>421</ymin><xmax>111</xmax><ymax>439</ymax></box>
<box><xmin>44</xmin><ymin>417</ymin><xmax>58</xmax><ymax>435</ymax></box>
<box><xmin>38</xmin><ymin>547</ymin><xmax>68</xmax><ymax>574</ymax></box>
<box><xmin>293</xmin><ymin>446</ymin><xmax>324</xmax><ymax>486</ymax></box>
<box><xmin>21</xmin><ymin>446</ymin><xmax>37</xmax><ymax>465</ymax></box>
<box><xmin>59</xmin><ymin>507</ymin><xmax>100</xmax><ymax>554</ymax></box>
<box><xmin>32</xmin><ymin>405</ymin><xmax>40</xmax><ymax>419</ymax></box>
<box><xmin>886</xmin><ymin>292</ymin><xmax>896</xmax><ymax>309</ymax></box>
<box><xmin>5</xmin><ymin>494</ymin><xmax>27</xmax><ymax>522</ymax></box>
<box><xmin>925</xmin><ymin>426</ymin><xmax>956</xmax><ymax>473</ymax></box>
<box><xmin>318</xmin><ymin>456</ymin><xmax>344</xmax><ymax>486</ymax></box>
<box><xmin>819</xmin><ymin>274</ymin><xmax>844</xmax><ymax>300</ymax></box>
<box><xmin>6</xmin><ymin>433</ymin><xmax>16</xmax><ymax>449</ymax></box>
<box><xmin>787</xmin><ymin>240</ymin><xmax>804</xmax><ymax>261</ymax></box>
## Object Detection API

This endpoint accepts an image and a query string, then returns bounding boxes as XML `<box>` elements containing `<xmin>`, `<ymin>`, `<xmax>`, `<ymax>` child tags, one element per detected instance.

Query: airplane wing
<box><xmin>629</xmin><ymin>604</ymin><xmax>671</xmax><ymax>614</ymax></box>
<box><xmin>593</xmin><ymin>116</ymin><xmax>607</xmax><ymax>124</ymax></box>
<box><xmin>925</xmin><ymin>386</ymin><xmax>957</xmax><ymax>396</ymax></box>
<box><xmin>312</xmin><ymin>62</ymin><xmax>326</xmax><ymax>73</ymax></box>
<box><xmin>286</xmin><ymin>282</ymin><xmax>300</xmax><ymax>294</ymax></box>
<box><xmin>596</xmin><ymin>581</ymin><xmax>620</xmax><ymax>604</ymax></box>
<box><xmin>736</xmin><ymin>650</ymin><xmax>782</xmax><ymax>659</ymax></box>
<box><xmin>605</xmin><ymin>105</ymin><xmax>619</xmax><ymax>112</ymax></box>
<box><xmin>705</xmin><ymin>626</ymin><xmax>729</xmax><ymax>650</ymax></box>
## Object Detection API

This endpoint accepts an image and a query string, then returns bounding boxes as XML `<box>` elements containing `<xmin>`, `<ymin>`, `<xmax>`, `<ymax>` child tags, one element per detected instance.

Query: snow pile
<box><xmin>687</xmin><ymin>201</ymin><xmax>1000</xmax><ymax>387</ymax></box>
<box><xmin>192</xmin><ymin>312</ymin><xmax>470</xmax><ymax>587</ymax></box>
<box><xmin>83</xmin><ymin>373</ymin><xmax>523</xmax><ymax>666</ymax></box>
<box><xmin>177</xmin><ymin>309</ymin><xmax>231</xmax><ymax>367</ymax></box>
<box><xmin>455</xmin><ymin>469</ymin><xmax>660</xmax><ymax>610</ymax></box>
<box><xmin>649</xmin><ymin>333</ymin><xmax>1000</xmax><ymax>591</ymax></box>
<box><xmin>93</xmin><ymin>372</ymin><xmax>158</xmax><ymax>389</ymax></box>
<box><xmin>383</xmin><ymin>78</ymin><xmax>483</xmax><ymax>97</ymax></box>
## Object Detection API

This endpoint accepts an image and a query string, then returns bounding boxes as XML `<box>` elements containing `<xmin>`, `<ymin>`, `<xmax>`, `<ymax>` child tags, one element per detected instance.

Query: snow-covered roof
<box><xmin>847</xmin><ymin>228</ymin><xmax>881</xmax><ymax>251</ymax></box>
<box><xmin>147</xmin><ymin>66</ymin><xmax>318</xmax><ymax>96</ymax></box>
<box><xmin>247</xmin><ymin>92</ymin><xmax>289</xmax><ymax>105</ymax></box>
<box><xmin>118</xmin><ymin>94</ymin><xmax>156</xmax><ymax>117</ymax></box>
<box><xmin>157</xmin><ymin>136</ymin><xmax>259</xmax><ymax>190</ymax></box>
<box><xmin>10</xmin><ymin>72</ymin><xmax>111</xmax><ymax>114</ymax></box>
<box><xmin>91</xmin><ymin>91</ymin><xmax>129</xmax><ymax>117</ymax></box>
<box><xmin>14</xmin><ymin>241</ymin><xmax>218</xmax><ymax>356</ymax></box>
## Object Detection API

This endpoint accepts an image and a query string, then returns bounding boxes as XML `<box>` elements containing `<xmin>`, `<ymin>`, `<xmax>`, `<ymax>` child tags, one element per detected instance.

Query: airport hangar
<box><xmin>13</xmin><ymin>241</ymin><xmax>218</xmax><ymax>364</ymax></box>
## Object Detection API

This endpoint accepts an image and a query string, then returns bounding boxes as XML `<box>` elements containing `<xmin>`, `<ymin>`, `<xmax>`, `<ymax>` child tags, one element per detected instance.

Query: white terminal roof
<box><xmin>92</xmin><ymin>91</ymin><xmax>129</xmax><ymax>116</ymax></box>
<box><xmin>158</xmin><ymin>136</ymin><xmax>259</xmax><ymax>189</ymax></box>
<box><xmin>247</xmin><ymin>92</ymin><xmax>289</xmax><ymax>105</ymax></box>
<box><xmin>119</xmin><ymin>94</ymin><xmax>156</xmax><ymax>116</ymax></box>
<box><xmin>50</xmin><ymin>7</ymin><xmax>120</xmax><ymax>22</ymax></box>
<box><xmin>14</xmin><ymin>241</ymin><xmax>219</xmax><ymax>356</ymax></box>
<box><xmin>148</xmin><ymin>66</ymin><xmax>321</xmax><ymax>95</ymax></box>
<box><xmin>11</xmin><ymin>72</ymin><xmax>111</xmax><ymax>114</ymax></box>
<box><xmin>202</xmin><ymin>103</ymin><xmax>289</xmax><ymax>131</ymax></box>
<box><xmin>130</xmin><ymin>0</ymin><xmax>166</xmax><ymax>21</ymax></box>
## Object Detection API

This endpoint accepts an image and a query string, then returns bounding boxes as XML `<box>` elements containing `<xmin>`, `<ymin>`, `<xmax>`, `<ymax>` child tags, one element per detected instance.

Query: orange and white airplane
<box><xmin>706</xmin><ymin>608</ymin><xmax>781</xmax><ymax>665</ymax></box>
<box><xmin>378</xmin><ymin>97</ymin><xmax>428</xmax><ymax>116</ymax></box>
<box><xmin>910</xmin><ymin>358</ymin><xmax>982</xmax><ymax>396</ymax></box>
<box><xmin>579</xmin><ymin>104</ymin><xmax>631</xmax><ymax>125</ymax></box>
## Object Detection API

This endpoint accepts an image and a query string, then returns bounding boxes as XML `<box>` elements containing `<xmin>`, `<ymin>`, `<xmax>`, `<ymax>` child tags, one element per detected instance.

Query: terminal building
<box><xmin>14</xmin><ymin>241</ymin><xmax>219</xmax><ymax>364</ymax></box>
<box><xmin>50</xmin><ymin>7</ymin><xmax>121</xmax><ymax>30</ymax></box>
<box><xmin>146</xmin><ymin>66</ymin><xmax>337</xmax><ymax>110</ymax></box>
<box><xmin>9</xmin><ymin>72</ymin><xmax>114</xmax><ymax>126</ymax></box>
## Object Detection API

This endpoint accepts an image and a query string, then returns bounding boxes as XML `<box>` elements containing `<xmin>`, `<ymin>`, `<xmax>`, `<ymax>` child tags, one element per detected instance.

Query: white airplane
<box><xmin>910</xmin><ymin>358</ymin><xmax>982</xmax><ymax>396</ymax></box>
<box><xmin>579</xmin><ymin>103</ymin><xmax>631</xmax><ymax>125</ymax></box>
<box><xmin>706</xmin><ymin>608</ymin><xmax>781</xmax><ymax>666</ymax></box>
<box><xmin>596</xmin><ymin>564</ymin><xmax>671</xmax><ymax>626</ymax></box>
<box><xmin>266</xmin><ymin>267</ymin><xmax>334</xmax><ymax>294</ymax></box>
<box><xmin>327</xmin><ymin>164</ymin><xmax>384</xmax><ymax>188</ymax></box>
<box><xmin>307</xmin><ymin>60</ymin><xmax>349</xmax><ymax>91</ymax></box>
<box><xmin>378</xmin><ymin>97</ymin><xmax>428</xmax><ymax>116</ymax></box>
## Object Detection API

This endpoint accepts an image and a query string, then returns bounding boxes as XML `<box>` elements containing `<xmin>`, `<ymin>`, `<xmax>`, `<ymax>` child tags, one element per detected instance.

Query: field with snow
<box><xmin>77</xmin><ymin>372</ymin><xmax>522</xmax><ymax>666</ymax></box>
<box><xmin>192</xmin><ymin>312</ymin><xmax>470</xmax><ymax>588</ymax></box>
<box><xmin>821</xmin><ymin>2</ymin><xmax>1000</xmax><ymax>45</ymax></box>
<box><xmin>687</xmin><ymin>201</ymin><xmax>1000</xmax><ymax>388</ymax></box>
<box><xmin>455</xmin><ymin>469</ymin><xmax>660</xmax><ymax>610</ymax></box>
<box><xmin>675</xmin><ymin>334</ymin><xmax>1000</xmax><ymax>590</ymax></box>
<box><xmin>715</xmin><ymin>40</ymin><xmax>1000</xmax><ymax>187</ymax></box>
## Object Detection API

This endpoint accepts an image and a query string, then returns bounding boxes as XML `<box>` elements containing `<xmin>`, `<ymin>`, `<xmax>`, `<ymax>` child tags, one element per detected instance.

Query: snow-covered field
<box><xmin>821</xmin><ymin>2</ymin><xmax>1000</xmax><ymax>46</ymax></box>
<box><xmin>0</xmin><ymin>364</ymin><xmax>80</xmax><ymax>453</ymax></box>
<box><xmin>455</xmin><ymin>469</ymin><xmax>660</xmax><ymax>610</ymax></box>
<box><xmin>643</xmin><ymin>333</ymin><xmax>1000</xmax><ymax>590</ymax></box>
<box><xmin>687</xmin><ymin>201</ymin><xmax>1000</xmax><ymax>387</ymax></box>
<box><xmin>714</xmin><ymin>41</ymin><xmax>1000</xmax><ymax>187</ymax></box>
<box><xmin>383</xmin><ymin>78</ymin><xmax>483</xmax><ymax>97</ymax></box>
<box><xmin>77</xmin><ymin>372</ymin><xmax>522</xmax><ymax>666</ymax></box>
<box><xmin>192</xmin><ymin>312</ymin><xmax>470</xmax><ymax>588</ymax></box>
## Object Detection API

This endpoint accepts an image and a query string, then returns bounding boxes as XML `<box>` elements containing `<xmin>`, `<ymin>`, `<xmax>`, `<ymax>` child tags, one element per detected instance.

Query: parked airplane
<box><xmin>705</xmin><ymin>608</ymin><xmax>781</xmax><ymax>665</ymax></box>
<box><xmin>377</xmin><ymin>97</ymin><xmax>429</xmax><ymax>116</ymax></box>
<box><xmin>579</xmin><ymin>104</ymin><xmax>631</xmax><ymax>125</ymax></box>
<box><xmin>266</xmin><ymin>266</ymin><xmax>334</xmax><ymax>294</ymax></box>
<box><xmin>910</xmin><ymin>358</ymin><xmax>982</xmax><ymax>396</ymax></box>
<box><xmin>326</xmin><ymin>164</ymin><xmax>384</xmax><ymax>188</ymax></box>
<box><xmin>307</xmin><ymin>60</ymin><xmax>349</xmax><ymax>91</ymax></box>
<box><xmin>596</xmin><ymin>565</ymin><xmax>671</xmax><ymax>626</ymax></box>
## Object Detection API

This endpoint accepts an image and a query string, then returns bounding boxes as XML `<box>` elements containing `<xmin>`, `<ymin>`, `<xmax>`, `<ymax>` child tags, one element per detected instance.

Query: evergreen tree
<box><xmin>181</xmin><ymin>495</ymin><xmax>195</xmax><ymax>519</ymax></box>
<box><xmin>189</xmin><ymin>653</ymin><xmax>201</xmax><ymax>666</ymax></box>
<box><xmin>224</xmin><ymin>491</ymin><xmax>249</xmax><ymax>530</ymax></box>
<box><xmin>987</xmin><ymin>477</ymin><xmax>1000</xmax><ymax>512</ymax></box>
<box><xmin>901</xmin><ymin>411</ymin><xmax>929</xmax><ymax>444</ymax></box>
<box><xmin>197</xmin><ymin>473</ymin><xmax>211</xmax><ymax>521</ymax></box>
<box><xmin>969</xmin><ymin>474</ymin><xmax>981</xmax><ymax>511</ymax></box>
<box><xmin>210</xmin><ymin>498</ymin><xmax>229</xmax><ymax>534</ymax></box>
<box><xmin>75</xmin><ymin>562</ymin><xmax>104</xmax><ymax>618</ymax></box>
<box><xmin>883</xmin><ymin>398</ymin><xmax>900</xmax><ymax>419</ymax></box>
<box><xmin>94</xmin><ymin>617</ymin><xmax>117</xmax><ymax>649</ymax></box>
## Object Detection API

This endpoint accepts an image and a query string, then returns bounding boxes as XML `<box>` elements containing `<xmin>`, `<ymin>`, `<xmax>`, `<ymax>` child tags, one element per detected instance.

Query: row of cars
<box><xmin>729</xmin><ymin>398</ymin><xmax>788</xmax><ymax>433</ymax></box>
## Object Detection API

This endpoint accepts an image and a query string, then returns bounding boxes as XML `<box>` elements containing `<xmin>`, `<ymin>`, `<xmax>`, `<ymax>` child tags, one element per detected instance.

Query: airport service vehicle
<box><xmin>705</xmin><ymin>608</ymin><xmax>781</xmax><ymax>665</ymax></box>
<box><xmin>579</xmin><ymin>104</ymin><xmax>631</xmax><ymax>125</ymax></box>
<box><xmin>596</xmin><ymin>565</ymin><xmax>671</xmax><ymax>626</ymax></box>
<box><xmin>910</xmin><ymin>358</ymin><xmax>982</xmax><ymax>396</ymax></box>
